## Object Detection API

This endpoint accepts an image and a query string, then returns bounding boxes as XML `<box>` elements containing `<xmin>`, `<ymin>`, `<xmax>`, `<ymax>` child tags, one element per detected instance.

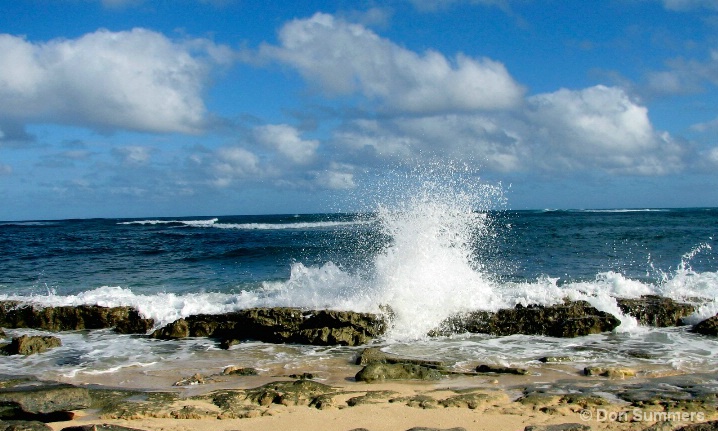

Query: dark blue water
<box><xmin>1</xmin><ymin>208</ymin><xmax>718</xmax><ymax>381</ymax></box>
<box><xmin>0</xmin><ymin>209</ymin><xmax>716</xmax><ymax>298</ymax></box>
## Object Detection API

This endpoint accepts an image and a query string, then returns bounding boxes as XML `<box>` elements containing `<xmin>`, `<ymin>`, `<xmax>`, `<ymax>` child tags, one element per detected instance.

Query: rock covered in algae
<box><xmin>0</xmin><ymin>335</ymin><xmax>62</xmax><ymax>356</ymax></box>
<box><xmin>355</xmin><ymin>362</ymin><xmax>442</xmax><ymax>382</ymax></box>
<box><xmin>151</xmin><ymin>307</ymin><xmax>386</xmax><ymax>347</ymax></box>
<box><xmin>434</xmin><ymin>300</ymin><xmax>620</xmax><ymax>338</ymax></box>
<box><xmin>0</xmin><ymin>301</ymin><xmax>154</xmax><ymax>334</ymax></box>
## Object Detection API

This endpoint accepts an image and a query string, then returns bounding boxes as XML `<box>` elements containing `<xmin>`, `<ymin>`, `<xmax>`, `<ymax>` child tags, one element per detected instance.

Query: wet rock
<box><xmin>1</xmin><ymin>421</ymin><xmax>53</xmax><ymax>431</ymax></box>
<box><xmin>617</xmin><ymin>295</ymin><xmax>695</xmax><ymax>327</ymax></box>
<box><xmin>151</xmin><ymin>307</ymin><xmax>385</xmax><ymax>346</ymax></box>
<box><xmin>288</xmin><ymin>372</ymin><xmax>314</xmax><ymax>380</ymax></box>
<box><xmin>0</xmin><ymin>302</ymin><xmax>154</xmax><ymax>334</ymax></box>
<box><xmin>0</xmin><ymin>335</ymin><xmax>62</xmax><ymax>356</ymax></box>
<box><xmin>355</xmin><ymin>362</ymin><xmax>442</xmax><ymax>383</ymax></box>
<box><xmin>222</xmin><ymin>366</ymin><xmax>258</xmax><ymax>376</ymax></box>
<box><xmin>524</xmin><ymin>425</ymin><xmax>591</xmax><ymax>431</ymax></box>
<box><xmin>538</xmin><ymin>356</ymin><xmax>573</xmax><ymax>363</ymax></box>
<box><xmin>476</xmin><ymin>364</ymin><xmax>529</xmax><ymax>375</ymax></box>
<box><xmin>355</xmin><ymin>347</ymin><xmax>445</xmax><ymax>369</ymax></box>
<box><xmin>584</xmin><ymin>366</ymin><xmax>637</xmax><ymax>379</ymax></box>
<box><xmin>172</xmin><ymin>373</ymin><xmax>205</xmax><ymax>386</ymax></box>
<box><xmin>436</xmin><ymin>300</ymin><xmax>620</xmax><ymax>337</ymax></box>
<box><xmin>693</xmin><ymin>315</ymin><xmax>718</xmax><ymax>336</ymax></box>
<box><xmin>0</xmin><ymin>384</ymin><xmax>91</xmax><ymax>421</ymax></box>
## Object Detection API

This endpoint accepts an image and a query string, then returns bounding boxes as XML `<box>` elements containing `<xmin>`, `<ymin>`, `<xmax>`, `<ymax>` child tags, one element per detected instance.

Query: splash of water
<box><xmin>370</xmin><ymin>177</ymin><xmax>505</xmax><ymax>339</ymax></box>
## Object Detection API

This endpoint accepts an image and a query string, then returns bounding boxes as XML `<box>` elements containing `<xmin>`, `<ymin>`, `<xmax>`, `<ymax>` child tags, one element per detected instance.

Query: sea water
<box><xmin>1</xmin><ymin>178</ymin><xmax>718</xmax><ymax>384</ymax></box>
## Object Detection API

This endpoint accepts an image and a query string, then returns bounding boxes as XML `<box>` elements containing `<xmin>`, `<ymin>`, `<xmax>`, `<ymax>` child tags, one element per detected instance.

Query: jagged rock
<box><xmin>524</xmin><ymin>425</ymin><xmax>590</xmax><ymax>431</ymax></box>
<box><xmin>0</xmin><ymin>302</ymin><xmax>154</xmax><ymax>334</ymax></box>
<box><xmin>151</xmin><ymin>307</ymin><xmax>385</xmax><ymax>347</ymax></box>
<box><xmin>0</xmin><ymin>335</ymin><xmax>62</xmax><ymax>356</ymax></box>
<box><xmin>0</xmin><ymin>384</ymin><xmax>91</xmax><ymax>421</ymax></box>
<box><xmin>476</xmin><ymin>364</ymin><xmax>529</xmax><ymax>375</ymax></box>
<box><xmin>435</xmin><ymin>300</ymin><xmax>620</xmax><ymax>337</ymax></box>
<box><xmin>617</xmin><ymin>295</ymin><xmax>695</xmax><ymax>327</ymax></box>
<box><xmin>1</xmin><ymin>421</ymin><xmax>53</xmax><ymax>431</ymax></box>
<box><xmin>355</xmin><ymin>363</ymin><xmax>442</xmax><ymax>383</ymax></box>
<box><xmin>355</xmin><ymin>347</ymin><xmax>445</xmax><ymax>369</ymax></box>
<box><xmin>693</xmin><ymin>315</ymin><xmax>718</xmax><ymax>336</ymax></box>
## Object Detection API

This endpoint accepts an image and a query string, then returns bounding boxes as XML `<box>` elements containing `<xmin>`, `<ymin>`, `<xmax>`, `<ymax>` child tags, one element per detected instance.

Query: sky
<box><xmin>1</xmin><ymin>0</ymin><xmax>718</xmax><ymax>220</ymax></box>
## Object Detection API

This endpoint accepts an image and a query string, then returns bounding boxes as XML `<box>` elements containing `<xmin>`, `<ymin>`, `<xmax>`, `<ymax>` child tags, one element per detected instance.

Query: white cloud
<box><xmin>527</xmin><ymin>85</ymin><xmax>683</xmax><ymax>174</ymax></box>
<box><xmin>314</xmin><ymin>166</ymin><xmax>356</xmax><ymax>190</ymax></box>
<box><xmin>260</xmin><ymin>13</ymin><xmax>524</xmax><ymax>114</ymax></box>
<box><xmin>254</xmin><ymin>124</ymin><xmax>319</xmax><ymax>164</ymax></box>
<box><xmin>212</xmin><ymin>147</ymin><xmax>262</xmax><ymax>186</ymax></box>
<box><xmin>331</xmin><ymin>85</ymin><xmax>683</xmax><ymax>176</ymax></box>
<box><xmin>112</xmin><ymin>146</ymin><xmax>153</xmax><ymax>165</ymax></box>
<box><xmin>0</xmin><ymin>29</ymin><xmax>229</xmax><ymax>134</ymax></box>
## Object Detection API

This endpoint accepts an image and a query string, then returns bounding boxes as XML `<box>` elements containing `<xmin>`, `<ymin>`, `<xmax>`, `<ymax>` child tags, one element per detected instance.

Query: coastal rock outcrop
<box><xmin>0</xmin><ymin>302</ymin><xmax>154</xmax><ymax>334</ymax></box>
<box><xmin>355</xmin><ymin>362</ymin><xmax>443</xmax><ymax>383</ymax></box>
<box><xmin>616</xmin><ymin>295</ymin><xmax>695</xmax><ymax>327</ymax></box>
<box><xmin>434</xmin><ymin>300</ymin><xmax>620</xmax><ymax>337</ymax></box>
<box><xmin>692</xmin><ymin>315</ymin><xmax>718</xmax><ymax>336</ymax></box>
<box><xmin>0</xmin><ymin>335</ymin><xmax>62</xmax><ymax>356</ymax></box>
<box><xmin>0</xmin><ymin>384</ymin><xmax>91</xmax><ymax>421</ymax></box>
<box><xmin>151</xmin><ymin>307</ymin><xmax>386</xmax><ymax>347</ymax></box>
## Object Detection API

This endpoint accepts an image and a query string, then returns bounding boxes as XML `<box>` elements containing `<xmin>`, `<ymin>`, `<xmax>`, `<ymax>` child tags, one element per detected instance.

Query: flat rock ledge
<box><xmin>0</xmin><ymin>301</ymin><xmax>154</xmax><ymax>334</ymax></box>
<box><xmin>150</xmin><ymin>307</ymin><xmax>387</xmax><ymax>347</ymax></box>
<box><xmin>434</xmin><ymin>300</ymin><xmax>621</xmax><ymax>337</ymax></box>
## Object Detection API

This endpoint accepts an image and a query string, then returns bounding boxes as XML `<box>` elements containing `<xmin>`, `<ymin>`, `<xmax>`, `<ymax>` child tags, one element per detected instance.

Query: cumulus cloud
<box><xmin>254</xmin><ymin>124</ymin><xmax>319</xmax><ymax>164</ymax></box>
<box><xmin>259</xmin><ymin>13</ymin><xmax>524</xmax><ymax>114</ymax></box>
<box><xmin>212</xmin><ymin>147</ymin><xmax>262</xmax><ymax>187</ymax></box>
<box><xmin>0</xmin><ymin>28</ymin><xmax>230</xmax><ymax>135</ymax></box>
<box><xmin>331</xmin><ymin>85</ymin><xmax>682</xmax><ymax>176</ymax></box>
<box><xmin>526</xmin><ymin>85</ymin><xmax>683</xmax><ymax>174</ymax></box>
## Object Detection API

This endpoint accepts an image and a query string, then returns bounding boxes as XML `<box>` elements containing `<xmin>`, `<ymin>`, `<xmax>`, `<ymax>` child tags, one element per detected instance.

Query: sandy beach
<box><xmin>18</xmin><ymin>352</ymin><xmax>715</xmax><ymax>431</ymax></box>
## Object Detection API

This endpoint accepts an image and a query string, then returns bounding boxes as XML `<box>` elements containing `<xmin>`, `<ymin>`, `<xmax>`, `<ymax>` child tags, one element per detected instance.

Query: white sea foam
<box><xmin>119</xmin><ymin>218</ymin><xmax>370</xmax><ymax>230</ymax></box>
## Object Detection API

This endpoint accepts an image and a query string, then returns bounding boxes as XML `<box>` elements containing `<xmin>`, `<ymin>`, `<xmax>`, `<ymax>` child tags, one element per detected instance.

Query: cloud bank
<box><xmin>0</xmin><ymin>28</ymin><xmax>231</xmax><ymax>137</ymax></box>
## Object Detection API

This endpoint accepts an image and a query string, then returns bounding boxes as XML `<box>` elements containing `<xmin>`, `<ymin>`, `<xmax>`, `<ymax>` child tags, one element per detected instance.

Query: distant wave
<box><xmin>119</xmin><ymin>218</ymin><xmax>372</xmax><ymax>230</ymax></box>
<box><xmin>580</xmin><ymin>209</ymin><xmax>669</xmax><ymax>213</ymax></box>
<box><xmin>118</xmin><ymin>218</ymin><xmax>219</xmax><ymax>227</ymax></box>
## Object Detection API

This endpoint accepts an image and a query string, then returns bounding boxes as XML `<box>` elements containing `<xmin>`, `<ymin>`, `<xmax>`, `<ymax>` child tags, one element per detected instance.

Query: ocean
<box><xmin>1</xmin><ymin>179</ymin><xmax>718</xmax><ymax>386</ymax></box>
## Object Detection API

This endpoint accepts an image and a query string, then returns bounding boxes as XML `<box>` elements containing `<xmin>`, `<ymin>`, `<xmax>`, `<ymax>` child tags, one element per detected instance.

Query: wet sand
<box><xmin>32</xmin><ymin>352</ymin><xmax>718</xmax><ymax>431</ymax></box>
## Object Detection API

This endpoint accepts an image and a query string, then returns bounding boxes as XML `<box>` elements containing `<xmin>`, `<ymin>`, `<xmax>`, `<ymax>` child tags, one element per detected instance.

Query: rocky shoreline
<box><xmin>0</xmin><ymin>295</ymin><xmax>707</xmax><ymax>352</ymax></box>
<box><xmin>0</xmin><ymin>296</ymin><xmax>717</xmax><ymax>430</ymax></box>
<box><xmin>0</xmin><ymin>351</ymin><xmax>717</xmax><ymax>431</ymax></box>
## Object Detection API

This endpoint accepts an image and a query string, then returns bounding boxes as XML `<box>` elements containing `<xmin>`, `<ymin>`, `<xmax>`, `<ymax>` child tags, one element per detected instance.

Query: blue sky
<box><xmin>1</xmin><ymin>0</ymin><xmax>717</xmax><ymax>220</ymax></box>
